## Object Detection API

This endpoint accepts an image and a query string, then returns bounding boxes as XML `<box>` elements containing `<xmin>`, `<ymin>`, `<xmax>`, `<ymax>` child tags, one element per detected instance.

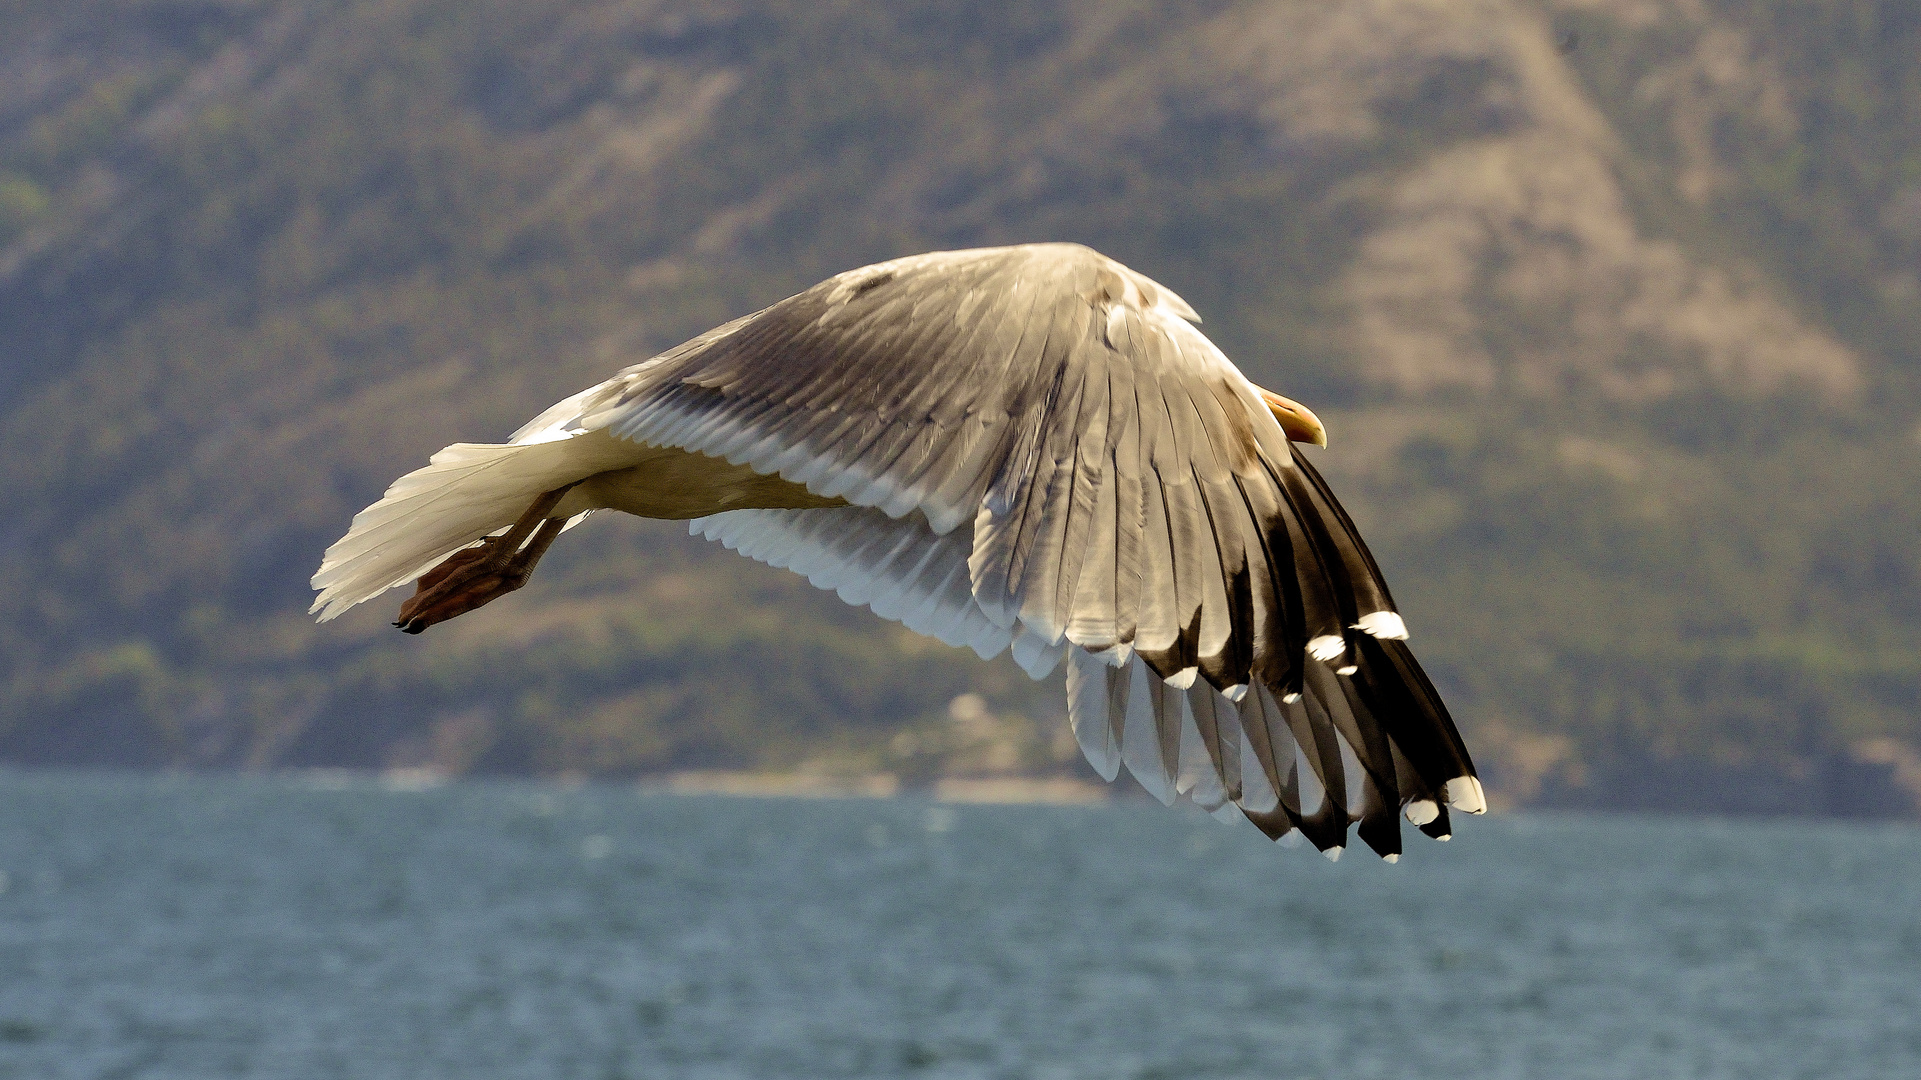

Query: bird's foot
<box><xmin>393</xmin><ymin>485</ymin><xmax>576</xmax><ymax>634</ymax></box>
<box><xmin>393</xmin><ymin>536</ymin><xmax>537</xmax><ymax>633</ymax></box>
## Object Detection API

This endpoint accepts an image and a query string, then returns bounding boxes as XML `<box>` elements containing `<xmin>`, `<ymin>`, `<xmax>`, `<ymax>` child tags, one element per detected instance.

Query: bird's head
<box><xmin>1260</xmin><ymin>388</ymin><xmax>1327</xmax><ymax>448</ymax></box>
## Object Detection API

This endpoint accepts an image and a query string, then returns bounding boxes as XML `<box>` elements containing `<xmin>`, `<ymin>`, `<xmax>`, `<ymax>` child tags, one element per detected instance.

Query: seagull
<box><xmin>311</xmin><ymin>243</ymin><xmax>1483</xmax><ymax>859</ymax></box>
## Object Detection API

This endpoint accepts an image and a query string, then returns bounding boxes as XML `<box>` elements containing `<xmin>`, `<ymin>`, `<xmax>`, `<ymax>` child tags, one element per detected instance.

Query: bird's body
<box><xmin>548</xmin><ymin>431</ymin><xmax>848</xmax><ymax>520</ymax></box>
<box><xmin>313</xmin><ymin>243</ymin><xmax>1482</xmax><ymax>859</ymax></box>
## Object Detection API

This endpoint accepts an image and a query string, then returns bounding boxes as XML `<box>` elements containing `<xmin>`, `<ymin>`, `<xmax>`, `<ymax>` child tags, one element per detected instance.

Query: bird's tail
<box><xmin>309</xmin><ymin>436</ymin><xmax>600</xmax><ymax>622</ymax></box>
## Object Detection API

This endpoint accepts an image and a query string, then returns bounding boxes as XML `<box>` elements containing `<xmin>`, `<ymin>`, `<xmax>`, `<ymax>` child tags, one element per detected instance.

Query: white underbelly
<box><xmin>551</xmin><ymin>434</ymin><xmax>846</xmax><ymax>520</ymax></box>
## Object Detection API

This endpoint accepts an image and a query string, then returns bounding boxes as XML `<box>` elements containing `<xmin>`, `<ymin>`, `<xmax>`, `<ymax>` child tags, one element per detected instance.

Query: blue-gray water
<box><xmin>0</xmin><ymin>772</ymin><xmax>1916</xmax><ymax>1080</ymax></box>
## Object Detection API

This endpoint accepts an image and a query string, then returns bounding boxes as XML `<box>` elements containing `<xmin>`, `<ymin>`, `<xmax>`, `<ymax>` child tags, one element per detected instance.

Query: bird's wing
<box><xmin>564</xmin><ymin>243</ymin><xmax>1479</xmax><ymax>856</ymax></box>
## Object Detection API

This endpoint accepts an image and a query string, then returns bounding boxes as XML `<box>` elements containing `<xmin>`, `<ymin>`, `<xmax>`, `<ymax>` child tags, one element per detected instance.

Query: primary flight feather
<box><xmin>312</xmin><ymin>243</ymin><xmax>1484</xmax><ymax>859</ymax></box>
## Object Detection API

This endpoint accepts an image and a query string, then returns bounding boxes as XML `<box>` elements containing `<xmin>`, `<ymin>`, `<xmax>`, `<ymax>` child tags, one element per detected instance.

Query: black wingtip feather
<box><xmin>1243</xmin><ymin>805</ymin><xmax>1298</xmax><ymax>842</ymax></box>
<box><xmin>1352</xmin><ymin>637</ymin><xmax>1477</xmax><ymax>795</ymax></box>
<box><xmin>1418</xmin><ymin>803</ymin><xmax>1454</xmax><ymax>840</ymax></box>
<box><xmin>1359</xmin><ymin>816</ymin><xmax>1403</xmax><ymax>859</ymax></box>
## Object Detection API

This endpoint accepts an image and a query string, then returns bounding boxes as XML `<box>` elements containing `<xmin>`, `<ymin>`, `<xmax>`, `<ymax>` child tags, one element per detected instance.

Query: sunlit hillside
<box><xmin>2</xmin><ymin>0</ymin><xmax>1917</xmax><ymax>813</ymax></box>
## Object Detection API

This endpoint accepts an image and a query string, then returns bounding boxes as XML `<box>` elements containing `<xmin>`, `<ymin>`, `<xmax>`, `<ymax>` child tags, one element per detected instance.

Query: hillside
<box><xmin>2</xmin><ymin>0</ymin><xmax>1918</xmax><ymax>813</ymax></box>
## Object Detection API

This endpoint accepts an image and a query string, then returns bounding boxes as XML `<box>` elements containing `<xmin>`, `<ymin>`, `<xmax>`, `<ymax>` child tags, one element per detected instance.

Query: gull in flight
<box><xmin>312</xmin><ymin>243</ymin><xmax>1484</xmax><ymax>859</ymax></box>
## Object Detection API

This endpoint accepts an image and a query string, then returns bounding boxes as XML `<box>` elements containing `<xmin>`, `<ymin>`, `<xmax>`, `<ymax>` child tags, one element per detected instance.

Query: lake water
<box><xmin>0</xmin><ymin>771</ymin><xmax>1916</xmax><ymax>1080</ymax></box>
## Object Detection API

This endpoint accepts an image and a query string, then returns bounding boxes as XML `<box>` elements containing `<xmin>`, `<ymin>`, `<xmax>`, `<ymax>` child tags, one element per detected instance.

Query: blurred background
<box><xmin>2</xmin><ymin>0</ymin><xmax>1918</xmax><ymax>816</ymax></box>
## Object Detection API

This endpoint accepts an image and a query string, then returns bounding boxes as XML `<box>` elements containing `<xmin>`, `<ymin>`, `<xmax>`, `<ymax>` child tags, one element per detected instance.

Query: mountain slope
<box><xmin>1</xmin><ymin>0</ymin><xmax>1916</xmax><ymax>812</ymax></box>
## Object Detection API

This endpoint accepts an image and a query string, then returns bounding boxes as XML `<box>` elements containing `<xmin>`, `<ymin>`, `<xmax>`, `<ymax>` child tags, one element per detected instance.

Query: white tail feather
<box><xmin>309</xmin><ymin>432</ymin><xmax>629</xmax><ymax>621</ymax></box>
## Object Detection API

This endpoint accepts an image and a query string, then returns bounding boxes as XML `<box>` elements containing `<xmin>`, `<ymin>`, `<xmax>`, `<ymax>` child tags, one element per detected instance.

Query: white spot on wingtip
<box><xmin>1404</xmin><ymin>799</ymin><xmax>1439</xmax><ymax>826</ymax></box>
<box><xmin>1307</xmin><ymin>635</ymin><xmax>1345</xmax><ymax>662</ymax></box>
<box><xmin>1354</xmin><ymin>611</ymin><xmax>1409</xmax><ymax>640</ymax></box>
<box><xmin>1444</xmin><ymin>775</ymin><xmax>1487</xmax><ymax>815</ymax></box>
<box><xmin>1335</xmin><ymin>665</ymin><xmax>1357</xmax><ymax>676</ymax></box>
<box><xmin>1164</xmin><ymin>667</ymin><xmax>1199</xmax><ymax>689</ymax></box>
<box><xmin>1382</xmin><ymin>852</ymin><xmax>1399</xmax><ymax>864</ymax></box>
<box><xmin>1322</xmin><ymin>846</ymin><xmax>1343</xmax><ymax>862</ymax></box>
<box><xmin>1223</xmin><ymin>683</ymin><xmax>1249</xmax><ymax>702</ymax></box>
<box><xmin>1434</xmin><ymin>833</ymin><xmax>1451</xmax><ymax>842</ymax></box>
<box><xmin>1282</xmin><ymin>692</ymin><xmax>1301</xmax><ymax>704</ymax></box>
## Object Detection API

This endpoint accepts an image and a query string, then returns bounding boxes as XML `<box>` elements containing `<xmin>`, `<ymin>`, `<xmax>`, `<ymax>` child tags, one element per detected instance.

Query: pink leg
<box><xmin>393</xmin><ymin>484</ymin><xmax>575</xmax><ymax>634</ymax></box>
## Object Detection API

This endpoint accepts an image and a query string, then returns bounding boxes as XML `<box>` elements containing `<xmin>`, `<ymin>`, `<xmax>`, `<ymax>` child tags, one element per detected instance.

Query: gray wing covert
<box><xmin>584</xmin><ymin>245</ymin><xmax>1095</xmax><ymax>535</ymax></box>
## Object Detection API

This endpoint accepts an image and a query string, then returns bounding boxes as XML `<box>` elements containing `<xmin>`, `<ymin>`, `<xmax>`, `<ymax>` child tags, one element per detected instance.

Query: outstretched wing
<box><xmin>556</xmin><ymin>243</ymin><xmax>1482</xmax><ymax>858</ymax></box>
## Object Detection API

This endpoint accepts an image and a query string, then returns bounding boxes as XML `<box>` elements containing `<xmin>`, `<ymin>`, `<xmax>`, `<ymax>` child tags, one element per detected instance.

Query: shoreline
<box><xmin>642</xmin><ymin>770</ymin><xmax>1111</xmax><ymax>806</ymax></box>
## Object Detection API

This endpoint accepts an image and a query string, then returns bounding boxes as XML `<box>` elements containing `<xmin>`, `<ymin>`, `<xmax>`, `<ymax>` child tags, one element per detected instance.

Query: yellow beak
<box><xmin>1260</xmin><ymin>388</ymin><xmax>1328</xmax><ymax>448</ymax></box>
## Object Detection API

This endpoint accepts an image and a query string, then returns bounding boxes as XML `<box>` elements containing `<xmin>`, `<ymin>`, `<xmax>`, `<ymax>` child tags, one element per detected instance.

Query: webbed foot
<box><xmin>392</xmin><ymin>484</ymin><xmax>575</xmax><ymax>633</ymax></box>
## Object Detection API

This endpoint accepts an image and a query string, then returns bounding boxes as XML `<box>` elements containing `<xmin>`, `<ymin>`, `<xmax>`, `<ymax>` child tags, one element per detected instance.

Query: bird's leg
<box><xmin>393</xmin><ymin>483</ymin><xmax>577</xmax><ymax>634</ymax></box>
